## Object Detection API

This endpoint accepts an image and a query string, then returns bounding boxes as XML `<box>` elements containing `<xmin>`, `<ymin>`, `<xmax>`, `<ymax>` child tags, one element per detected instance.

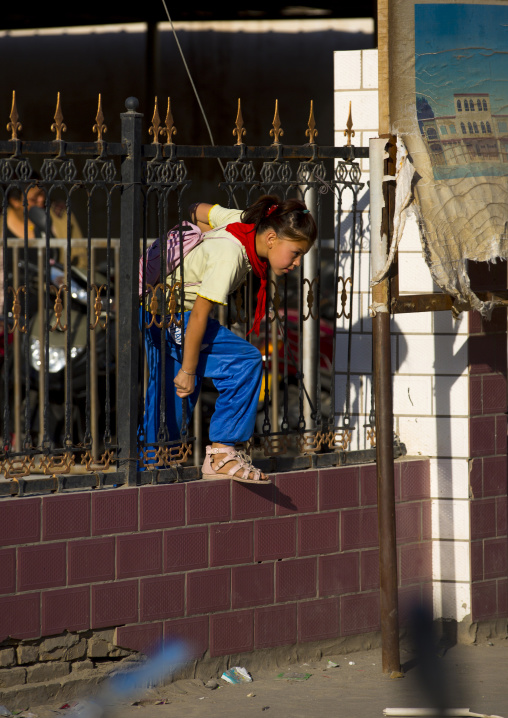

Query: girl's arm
<box><xmin>189</xmin><ymin>202</ymin><xmax>214</xmax><ymax>233</ymax></box>
<box><xmin>174</xmin><ymin>295</ymin><xmax>214</xmax><ymax>397</ymax></box>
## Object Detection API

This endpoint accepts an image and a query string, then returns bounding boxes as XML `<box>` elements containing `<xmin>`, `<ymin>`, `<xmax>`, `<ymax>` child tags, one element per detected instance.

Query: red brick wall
<box><xmin>469</xmin><ymin>262</ymin><xmax>508</xmax><ymax>623</ymax></box>
<box><xmin>0</xmin><ymin>459</ymin><xmax>431</xmax><ymax>657</ymax></box>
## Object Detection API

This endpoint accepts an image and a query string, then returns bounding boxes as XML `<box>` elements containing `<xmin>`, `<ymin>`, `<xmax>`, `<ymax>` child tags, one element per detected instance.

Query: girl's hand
<box><xmin>174</xmin><ymin>368</ymin><xmax>195</xmax><ymax>398</ymax></box>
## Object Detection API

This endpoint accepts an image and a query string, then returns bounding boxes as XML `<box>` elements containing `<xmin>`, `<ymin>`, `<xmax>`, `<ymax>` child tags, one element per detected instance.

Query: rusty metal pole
<box><xmin>371</xmin><ymin>134</ymin><xmax>400</xmax><ymax>675</ymax></box>
<box><xmin>371</xmin><ymin>0</ymin><xmax>401</xmax><ymax>676</ymax></box>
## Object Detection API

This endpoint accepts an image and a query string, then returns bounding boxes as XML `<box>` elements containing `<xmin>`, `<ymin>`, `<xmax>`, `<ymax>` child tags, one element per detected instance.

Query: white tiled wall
<box><xmin>334</xmin><ymin>49</ymin><xmax>471</xmax><ymax>621</ymax></box>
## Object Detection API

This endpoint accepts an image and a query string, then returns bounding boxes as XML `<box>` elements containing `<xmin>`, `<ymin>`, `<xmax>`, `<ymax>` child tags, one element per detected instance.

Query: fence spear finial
<box><xmin>7</xmin><ymin>91</ymin><xmax>22</xmax><ymax>141</ymax></box>
<box><xmin>164</xmin><ymin>98</ymin><xmax>177</xmax><ymax>144</ymax></box>
<box><xmin>344</xmin><ymin>101</ymin><xmax>355</xmax><ymax>146</ymax></box>
<box><xmin>270</xmin><ymin>99</ymin><xmax>284</xmax><ymax>144</ymax></box>
<box><xmin>305</xmin><ymin>100</ymin><xmax>318</xmax><ymax>144</ymax></box>
<box><xmin>233</xmin><ymin>98</ymin><xmax>246</xmax><ymax>145</ymax></box>
<box><xmin>51</xmin><ymin>92</ymin><xmax>67</xmax><ymax>141</ymax></box>
<box><xmin>93</xmin><ymin>94</ymin><xmax>108</xmax><ymax>143</ymax></box>
<box><xmin>149</xmin><ymin>97</ymin><xmax>163</xmax><ymax>144</ymax></box>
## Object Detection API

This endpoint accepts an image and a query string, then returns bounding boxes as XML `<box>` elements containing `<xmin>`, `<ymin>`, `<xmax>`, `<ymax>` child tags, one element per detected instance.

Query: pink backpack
<box><xmin>138</xmin><ymin>221</ymin><xmax>203</xmax><ymax>296</ymax></box>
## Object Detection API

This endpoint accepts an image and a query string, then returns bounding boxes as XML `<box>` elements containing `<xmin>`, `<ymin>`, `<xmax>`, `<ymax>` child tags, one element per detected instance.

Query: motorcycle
<box><xmin>2</xmin><ymin>206</ymin><xmax>116</xmax><ymax>449</ymax></box>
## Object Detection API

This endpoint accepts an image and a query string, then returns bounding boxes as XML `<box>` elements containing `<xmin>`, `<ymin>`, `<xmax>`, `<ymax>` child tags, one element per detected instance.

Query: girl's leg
<box><xmin>193</xmin><ymin>320</ymin><xmax>263</xmax><ymax>445</ymax></box>
<box><xmin>141</xmin><ymin>308</ymin><xmax>202</xmax><ymax>447</ymax></box>
<box><xmin>165</xmin><ymin>313</ymin><xmax>266</xmax><ymax>480</ymax></box>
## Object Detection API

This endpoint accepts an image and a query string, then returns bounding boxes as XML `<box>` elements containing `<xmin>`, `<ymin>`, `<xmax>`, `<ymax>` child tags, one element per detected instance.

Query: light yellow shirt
<box><xmin>167</xmin><ymin>205</ymin><xmax>251</xmax><ymax>311</ymax></box>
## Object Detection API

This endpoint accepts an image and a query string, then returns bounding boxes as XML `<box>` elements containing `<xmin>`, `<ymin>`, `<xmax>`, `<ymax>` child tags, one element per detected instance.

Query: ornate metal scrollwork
<box><xmin>41</xmin><ymin>159</ymin><xmax>59</xmax><ymax>182</ymax></box>
<box><xmin>59</xmin><ymin>159</ymin><xmax>78</xmax><ymax>182</ymax></box>
<box><xmin>165</xmin><ymin>282</ymin><xmax>183</xmax><ymax>327</ymax></box>
<box><xmin>302</xmin><ymin>277</ymin><xmax>319</xmax><ymax>321</ymax></box>
<box><xmin>326</xmin><ymin>429</ymin><xmax>353</xmax><ymax>451</ymax></box>
<box><xmin>366</xmin><ymin>427</ymin><xmax>376</xmax><ymax>448</ymax></box>
<box><xmin>138</xmin><ymin>441</ymin><xmax>192</xmax><ymax>469</ymax></box>
<box><xmin>83</xmin><ymin>158</ymin><xmax>117</xmax><ymax>183</ymax></box>
<box><xmin>9</xmin><ymin>286</ymin><xmax>26</xmax><ymax>334</ymax></box>
<box><xmin>89</xmin><ymin>284</ymin><xmax>107</xmax><ymax>330</ymax></box>
<box><xmin>144</xmin><ymin>284</ymin><xmax>160</xmax><ymax>329</ymax></box>
<box><xmin>16</xmin><ymin>159</ymin><xmax>32</xmax><ymax>180</ymax></box>
<box><xmin>260</xmin><ymin>433</ymin><xmax>289</xmax><ymax>457</ymax></box>
<box><xmin>81</xmin><ymin>448</ymin><xmax>116</xmax><ymax>472</ymax></box>
<box><xmin>2</xmin><ymin>454</ymin><xmax>35</xmax><ymax>480</ymax></box>
<box><xmin>296</xmin><ymin>430</ymin><xmax>325</xmax><ymax>454</ymax></box>
<box><xmin>49</xmin><ymin>284</ymin><xmax>68</xmax><ymax>332</ymax></box>
<box><xmin>39</xmin><ymin>451</ymin><xmax>76</xmax><ymax>475</ymax></box>
<box><xmin>0</xmin><ymin>160</ymin><xmax>14</xmax><ymax>183</ymax></box>
<box><xmin>337</xmin><ymin>276</ymin><xmax>352</xmax><ymax>319</ymax></box>
<box><xmin>224</xmin><ymin>161</ymin><xmax>240</xmax><ymax>183</ymax></box>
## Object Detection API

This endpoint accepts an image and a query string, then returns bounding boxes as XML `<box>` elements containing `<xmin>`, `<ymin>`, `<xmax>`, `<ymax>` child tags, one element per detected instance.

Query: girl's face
<box><xmin>267</xmin><ymin>237</ymin><xmax>310</xmax><ymax>276</ymax></box>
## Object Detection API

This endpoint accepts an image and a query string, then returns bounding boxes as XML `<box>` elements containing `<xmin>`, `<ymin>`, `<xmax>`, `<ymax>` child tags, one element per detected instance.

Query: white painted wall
<box><xmin>334</xmin><ymin>49</ymin><xmax>471</xmax><ymax>621</ymax></box>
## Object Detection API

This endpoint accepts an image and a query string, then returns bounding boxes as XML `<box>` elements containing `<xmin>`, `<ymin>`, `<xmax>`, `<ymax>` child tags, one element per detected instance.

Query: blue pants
<box><xmin>140</xmin><ymin>308</ymin><xmax>263</xmax><ymax>446</ymax></box>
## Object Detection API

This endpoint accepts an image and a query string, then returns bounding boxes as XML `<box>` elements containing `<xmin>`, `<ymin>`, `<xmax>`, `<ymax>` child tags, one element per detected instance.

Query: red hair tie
<box><xmin>265</xmin><ymin>204</ymin><xmax>278</xmax><ymax>217</ymax></box>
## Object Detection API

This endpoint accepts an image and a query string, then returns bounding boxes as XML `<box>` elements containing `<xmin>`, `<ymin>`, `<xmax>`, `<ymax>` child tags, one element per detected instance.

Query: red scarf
<box><xmin>226</xmin><ymin>222</ymin><xmax>268</xmax><ymax>336</ymax></box>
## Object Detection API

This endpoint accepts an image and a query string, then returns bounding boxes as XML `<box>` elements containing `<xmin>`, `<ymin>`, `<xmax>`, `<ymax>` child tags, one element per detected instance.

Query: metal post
<box><xmin>90</xmin><ymin>244</ymin><xmax>98</xmax><ymax>460</ymax></box>
<box><xmin>302</xmin><ymin>187</ymin><xmax>318</xmax><ymax>430</ymax></box>
<box><xmin>370</xmin><ymin>136</ymin><xmax>400</xmax><ymax>674</ymax></box>
<box><xmin>118</xmin><ymin>97</ymin><xmax>143</xmax><ymax>486</ymax></box>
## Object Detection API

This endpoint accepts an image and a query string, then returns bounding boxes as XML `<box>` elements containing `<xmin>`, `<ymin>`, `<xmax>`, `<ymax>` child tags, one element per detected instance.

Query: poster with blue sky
<box><xmin>415</xmin><ymin>4</ymin><xmax>508</xmax><ymax>179</ymax></box>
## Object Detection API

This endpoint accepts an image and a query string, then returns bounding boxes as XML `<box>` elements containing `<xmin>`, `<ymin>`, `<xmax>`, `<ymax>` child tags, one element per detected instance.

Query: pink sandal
<box><xmin>202</xmin><ymin>446</ymin><xmax>271</xmax><ymax>484</ymax></box>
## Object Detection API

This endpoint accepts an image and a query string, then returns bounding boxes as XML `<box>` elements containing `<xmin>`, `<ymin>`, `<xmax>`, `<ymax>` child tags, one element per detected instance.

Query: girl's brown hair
<box><xmin>242</xmin><ymin>194</ymin><xmax>317</xmax><ymax>245</ymax></box>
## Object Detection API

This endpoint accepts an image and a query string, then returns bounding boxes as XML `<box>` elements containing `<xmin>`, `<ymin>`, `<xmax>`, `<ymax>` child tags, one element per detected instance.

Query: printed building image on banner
<box><xmin>388</xmin><ymin>0</ymin><xmax>508</xmax><ymax>316</ymax></box>
<box><xmin>416</xmin><ymin>4</ymin><xmax>508</xmax><ymax>181</ymax></box>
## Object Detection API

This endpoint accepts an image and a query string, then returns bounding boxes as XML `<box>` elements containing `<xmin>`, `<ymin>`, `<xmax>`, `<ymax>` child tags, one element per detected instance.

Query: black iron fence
<box><xmin>0</xmin><ymin>92</ymin><xmax>378</xmax><ymax>493</ymax></box>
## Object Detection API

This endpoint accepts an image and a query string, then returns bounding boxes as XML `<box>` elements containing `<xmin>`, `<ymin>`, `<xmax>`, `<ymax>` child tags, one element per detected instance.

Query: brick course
<box><xmin>0</xmin><ymin>459</ymin><xmax>432</xmax><ymax>657</ymax></box>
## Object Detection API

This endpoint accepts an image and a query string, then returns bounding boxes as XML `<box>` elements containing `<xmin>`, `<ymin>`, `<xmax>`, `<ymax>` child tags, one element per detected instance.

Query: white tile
<box><xmin>398</xmin><ymin>416</ymin><xmax>469</xmax><ymax>458</ymax></box>
<box><xmin>432</xmin><ymin>580</ymin><xmax>471</xmax><ymax>621</ymax></box>
<box><xmin>334</xmin><ymin>50</ymin><xmax>362</xmax><ymax>90</ymax></box>
<box><xmin>431</xmin><ymin>498</ymin><xmax>470</xmax><ymax>540</ymax></box>
<box><xmin>334</xmin><ymin>373</ymin><xmax>364</xmax><ymax>418</ymax></box>
<box><xmin>429</xmin><ymin>458</ymin><xmax>470</xmax><ymax>499</ymax></box>
<box><xmin>338</xmin><ymin>212</ymin><xmax>370</xmax><ymax>255</ymax></box>
<box><xmin>390</xmin><ymin>311</ymin><xmax>433</xmax><ymax>335</ymax></box>
<box><xmin>361</xmin><ymin>374</ymin><xmax>375</xmax><ymax>418</ymax></box>
<box><xmin>433</xmin><ymin>310</ymin><xmax>468</xmax><ymax>335</ymax></box>
<box><xmin>398</xmin><ymin>252</ymin><xmax>435</xmax><ymax>293</ymax></box>
<box><xmin>335</xmin><ymin>333</ymin><xmax>373</xmax><ymax>374</ymax></box>
<box><xmin>393</xmin><ymin>375</ymin><xmax>433</xmax><ymax>416</ymax></box>
<box><xmin>336</xmin><ymin>249</ymin><xmax>371</xmax><ymax>295</ymax></box>
<box><xmin>396</xmin><ymin>334</ymin><xmax>436</xmax><ymax>374</ymax></box>
<box><xmin>432</xmin><ymin>540</ymin><xmax>470</xmax><ymax>582</ymax></box>
<box><xmin>432</xmin><ymin>374</ymin><xmax>469</xmax><ymax>417</ymax></box>
<box><xmin>335</xmin><ymin>90</ymin><xmax>379</xmax><ymax>133</ymax></box>
<box><xmin>362</xmin><ymin>49</ymin><xmax>379</xmax><ymax>89</ymax></box>
<box><xmin>398</xmin><ymin>211</ymin><xmax>423</xmax><ymax>252</ymax></box>
<box><xmin>397</xmin><ymin>334</ymin><xmax>467</xmax><ymax>376</ymax></box>
<box><xmin>434</xmin><ymin>333</ymin><xmax>468</xmax><ymax>376</ymax></box>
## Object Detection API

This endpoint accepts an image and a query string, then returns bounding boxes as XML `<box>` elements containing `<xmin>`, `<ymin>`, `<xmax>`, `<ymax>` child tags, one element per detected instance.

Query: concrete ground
<box><xmin>29</xmin><ymin>636</ymin><xmax>508</xmax><ymax>718</ymax></box>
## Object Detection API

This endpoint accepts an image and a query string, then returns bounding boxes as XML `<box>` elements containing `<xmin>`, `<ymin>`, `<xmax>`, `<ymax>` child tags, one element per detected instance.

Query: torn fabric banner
<box><xmin>388</xmin><ymin>0</ymin><xmax>508</xmax><ymax>317</ymax></box>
